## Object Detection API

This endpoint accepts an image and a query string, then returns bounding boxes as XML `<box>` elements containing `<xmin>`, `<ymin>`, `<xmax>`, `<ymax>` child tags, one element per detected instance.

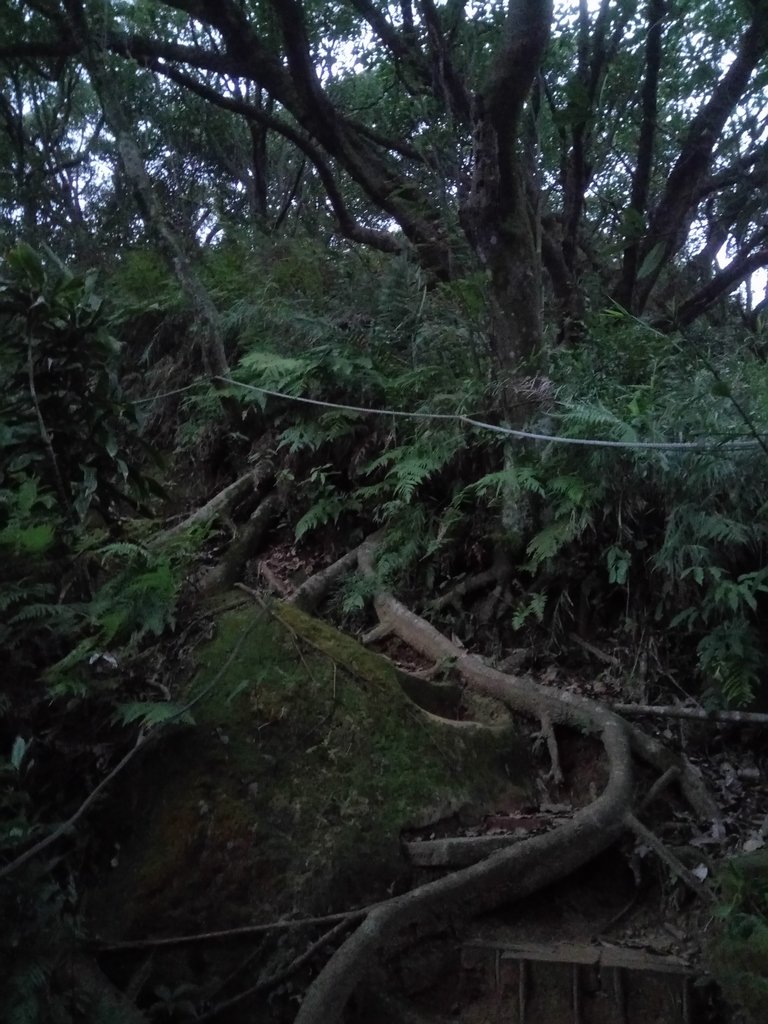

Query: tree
<box><xmin>2</xmin><ymin>1</ymin><xmax>767</xmax><ymax>379</ymax></box>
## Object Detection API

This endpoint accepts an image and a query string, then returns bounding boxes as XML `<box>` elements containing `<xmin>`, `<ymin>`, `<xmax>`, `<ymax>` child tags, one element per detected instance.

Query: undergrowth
<box><xmin>171</xmin><ymin>242</ymin><xmax>768</xmax><ymax>708</ymax></box>
<box><xmin>0</xmin><ymin>247</ymin><xmax>190</xmax><ymax>1021</ymax></box>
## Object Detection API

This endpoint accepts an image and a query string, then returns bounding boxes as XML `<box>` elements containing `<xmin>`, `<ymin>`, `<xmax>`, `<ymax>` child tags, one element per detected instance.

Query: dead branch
<box><xmin>430</xmin><ymin>567</ymin><xmax>500</xmax><ymax>611</ymax></box>
<box><xmin>571</xmin><ymin>632</ymin><xmax>621</xmax><ymax>667</ymax></box>
<box><xmin>624</xmin><ymin>813</ymin><xmax>715</xmax><ymax>902</ymax></box>
<box><xmin>613</xmin><ymin>702</ymin><xmax>768</xmax><ymax>726</ymax></box>
<box><xmin>96</xmin><ymin>908</ymin><xmax>368</xmax><ymax>952</ymax></box>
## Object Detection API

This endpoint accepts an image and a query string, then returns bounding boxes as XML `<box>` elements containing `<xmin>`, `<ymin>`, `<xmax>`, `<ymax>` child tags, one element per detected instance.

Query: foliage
<box><xmin>0</xmin><ymin>244</ymin><xmax>161</xmax><ymax>520</ymax></box>
<box><xmin>0</xmin><ymin>247</ymin><xmax>185</xmax><ymax>1022</ymax></box>
<box><xmin>710</xmin><ymin>852</ymin><xmax>768</xmax><ymax>1022</ymax></box>
<box><xmin>222</xmin><ymin>280</ymin><xmax>768</xmax><ymax>706</ymax></box>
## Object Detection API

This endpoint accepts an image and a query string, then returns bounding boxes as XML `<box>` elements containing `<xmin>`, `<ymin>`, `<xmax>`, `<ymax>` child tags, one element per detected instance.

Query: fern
<box><xmin>526</xmin><ymin>511</ymin><xmax>592</xmax><ymax>566</ymax></box>
<box><xmin>279</xmin><ymin>411</ymin><xmax>363</xmax><ymax>454</ymax></box>
<box><xmin>295</xmin><ymin>494</ymin><xmax>352</xmax><ymax>540</ymax></box>
<box><xmin>697</xmin><ymin>620</ymin><xmax>763</xmax><ymax>707</ymax></box>
<box><xmin>0</xmin><ymin>583</ymin><xmax>55</xmax><ymax>614</ymax></box>
<box><xmin>362</xmin><ymin>432</ymin><xmax>462</xmax><ymax>504</ymax></box>
<box><xmin>512</xmin><ymin>592</ymin><xmax>547</xmax><ymax>630</ymax></box>
<box><xmin>114</xmin><ymin>700</ymin><xmax>194</xmax><ymax>728</ymax></box>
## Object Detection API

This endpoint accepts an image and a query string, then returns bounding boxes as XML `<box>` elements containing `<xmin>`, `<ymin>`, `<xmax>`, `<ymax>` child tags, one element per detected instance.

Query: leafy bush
<box><xmin>0</xmin><ymin>248</ymin><xmax>185</xmax><ymax>1022</ymax></box>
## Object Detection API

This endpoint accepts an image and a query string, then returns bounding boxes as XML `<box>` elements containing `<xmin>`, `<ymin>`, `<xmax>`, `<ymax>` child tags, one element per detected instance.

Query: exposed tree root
<box><xmin>625</xmin><ymin>724</ymin><xmax>722</xmax><ymax>830</ymax></box>
<box><xmin>200</xmin><ymin>491</ymin><xmax>280</xmax><ymax>594</ymax></box>
<box><xmin>531</xmin><ymin>710</ymin><xmax>564</xmax><ymax>785</ymax></box>
<box><xmin>624</xmin><ymin>813</ymin><xmax>715</xmax><ymax>902</ymax></box>
<box><xmin>64</xmin><ymin>956</ymin><xmax>149</xmax><ymax>1024</ymax></box>
<box><xmin>417</xmin><ymin>709</ymin><xmax>503</xmax><ymax>735</ymax></box>
<box><xmin>196</xmin><ymin>917</ymin><xmax>356</xmax><ymax>1023</ymax></box>
<box><xmin>359</xmin><ymin>988</ymin><xmax>438</xmax><ymax>1024</ymax></box>
<box><xmin>394</xmin><ymin>670</ymin><xmax>464</xmax><ymax>718</ymax></box>
<box><xmin>405</xmin><ymin>832</ymin><xmax>531</xmax><ymax>868</ymax></box>
<box><xmin>257</xmin><ymin>558</ymin><xmax>293</xmax><ymax>596</ymax></box>
<box><xmin>152</xmin><ymin>461</ymin><xmax>274</xmax><ymax>547</ymax></box>
<box><xmin>430</xmin><ymin>566</ymin><xmax>501</xmax><ymax>611</ymax></box>
<box><xmin>288</xmin><ymin>537</ymin><xmax>720</xmax><ymax>1023</ymax></box>
<box><xmin>296</xmin><ymin>719</ymin><xmax>632</xmax><ymax>1024</ymax></box>
<box><xmin>289</xmin><ymin>541</ymin><xmax>366</xmax><ymax>612</ymax></box>
<box><xmin>640</xmin><ymin>766</ymin><xmax>680</xmax><ymax>810</ymax></box>
<box><xmin>294</xmin><ymin>540</ymin><xmax>640</xmax><ymax>1024</ymax></box>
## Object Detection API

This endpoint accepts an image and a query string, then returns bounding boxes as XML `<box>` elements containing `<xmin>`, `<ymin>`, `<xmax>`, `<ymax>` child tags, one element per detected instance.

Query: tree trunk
<box><xmin>461</xmin><ymin>112</ymin><xmax>542</xmax><ymax>378</ymax></box>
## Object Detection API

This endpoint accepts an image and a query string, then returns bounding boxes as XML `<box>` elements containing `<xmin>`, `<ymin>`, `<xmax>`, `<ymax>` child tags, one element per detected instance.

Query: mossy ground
<box><xmin>89</xmin><ymin>598</ymin><xmax>529</xmax><ymax>947</ymax></box>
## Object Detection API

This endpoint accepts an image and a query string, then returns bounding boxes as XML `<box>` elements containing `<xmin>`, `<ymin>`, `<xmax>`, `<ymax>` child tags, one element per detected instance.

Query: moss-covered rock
<box><xmin>89</xmin><ymin>598</ymin><xmax>529</xmax><ymax>944</ymax></box>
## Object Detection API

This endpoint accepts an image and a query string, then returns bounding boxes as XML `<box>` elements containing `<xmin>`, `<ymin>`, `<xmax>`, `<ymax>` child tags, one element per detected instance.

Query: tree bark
<box><xmin>460</xmin><ymin>0</ymin><xmax>553</xmax><ymax>372</ymax></box>
<box><xmin>615</xmin><ymin>0</ymin><xmax>665</xmax><ymax>311</ymax></box>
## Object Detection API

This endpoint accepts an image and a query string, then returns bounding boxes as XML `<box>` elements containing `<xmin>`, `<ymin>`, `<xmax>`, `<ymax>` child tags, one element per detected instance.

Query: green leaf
<box><xmin>114</xmin><ymin>702</ymin><xmax>194</xmax><ymax>728</ymax></box>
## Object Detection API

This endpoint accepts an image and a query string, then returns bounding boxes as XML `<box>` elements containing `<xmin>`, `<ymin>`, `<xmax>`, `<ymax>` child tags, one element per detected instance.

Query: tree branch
<box><xmin>142</xmin><ymin>60</ymin><xmax>404</xmax><ymax>254</ymax></box>
<box><xmin>484</xmin><ymin>0</ymin><xmax>553</xmax><ymax>205</ymax></box>
<box><xmin>670</xmin><ymin>246</ymin><xmax>768</xmax><ymax>328</ymax></box>
<box><xmin>349</xmin><ymin>0</ymin><xmax>425</xmax><ymax>70</ymax></box>
<box><xmin>417</xmin><ymin>0</ymin><xmax>472</xmax><ymax>122</ymax></box>
<box><xmin>636</xmin><ymin>10</ymin><xmax>768</xmax><ymax>311</ymax></box>
<box><xmin>616</xmin><ymin>0</ymin><xmax>665</xmax><ymax>309</ymax></box>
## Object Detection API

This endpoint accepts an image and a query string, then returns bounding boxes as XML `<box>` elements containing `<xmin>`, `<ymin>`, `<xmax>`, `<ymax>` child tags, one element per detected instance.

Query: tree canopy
<box><xmin>3</xmin><ymin>0</ymin><xmax>768</xmax><ymax>363</ymax></box>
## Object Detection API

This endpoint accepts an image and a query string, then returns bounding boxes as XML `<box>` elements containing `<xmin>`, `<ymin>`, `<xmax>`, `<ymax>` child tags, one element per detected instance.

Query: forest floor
<box><xmin>82</xmin><ymin>516</ymin><xmax>768</xmax><ymax>1023</ymax></box>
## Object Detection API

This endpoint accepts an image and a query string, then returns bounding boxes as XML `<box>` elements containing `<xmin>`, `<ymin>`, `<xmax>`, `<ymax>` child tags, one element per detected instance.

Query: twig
<box><xmin>95</xmin><ymin>908</ymin><xmax>368</xmax><ymax>952</ymax></box>
<box><xmin>570</xmin><ymin>633</ymin><xmax>621</xmax><ymax>667</ymax></box>
<box><xmin>195</xmin><ymin>917</ymin><xmax>355</xmax><ymax>1022</ymax></box>
<box><xmin>0</xmin><ymin>625</ymin><xmax>253</xmax><ymax>879</ymax></box>
<box><xmin>0</xmin><ymin>729</ymin><xmax>151</xmax><ymax>880</ymax></box>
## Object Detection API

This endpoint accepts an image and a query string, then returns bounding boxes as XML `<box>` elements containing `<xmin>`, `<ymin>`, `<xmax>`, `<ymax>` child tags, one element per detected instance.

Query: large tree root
<box><xmin>293</xmin><ymin>537</ymin><xmax>718</xmax><ymax>1024</ymax></box>
<box><xmin>151</xmin><ymin>460</ymin><xmax>274</xmax><ymax>548</ymax></box>
<box><xmin>200</xmin><ymin>491</ymin><xmax>280</xmax><ymax>594</ymax></box>
<box><xmin>289</xmin><ymin>541</ymin><xmax>367</xmax><ymax>612</ymax></box>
